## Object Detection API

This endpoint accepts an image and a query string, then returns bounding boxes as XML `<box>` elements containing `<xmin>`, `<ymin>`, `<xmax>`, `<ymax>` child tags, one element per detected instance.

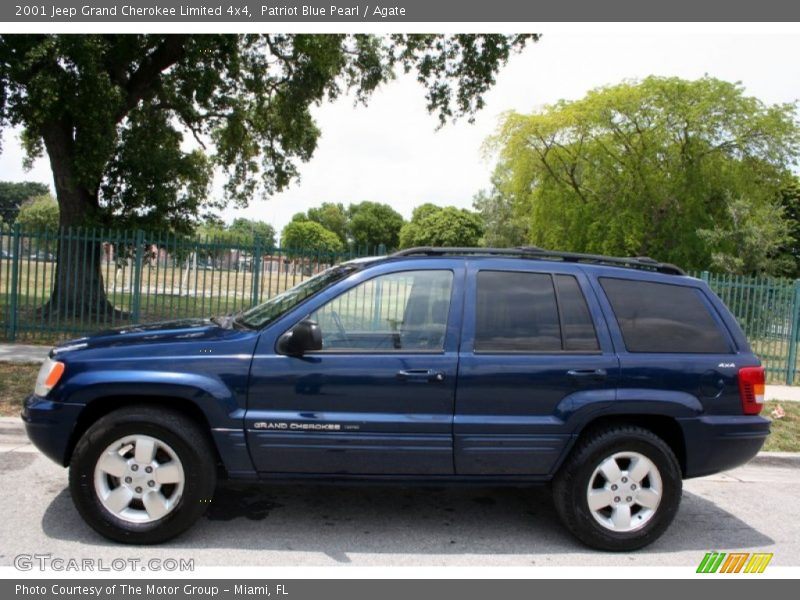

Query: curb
<box><xmin>748</xmin><ymin>452</ymin><xmax>800</xmax><ymax>468</ymax></box>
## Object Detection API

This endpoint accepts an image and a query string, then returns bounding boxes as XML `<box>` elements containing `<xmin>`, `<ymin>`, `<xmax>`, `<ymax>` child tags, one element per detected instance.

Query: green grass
<box><xmin>0</xmin><ymin>362</ymin><xmax>38</xmax><ymax>416</ymax></box>
<box><xmin>762</xmin><ymin>400</ymin><xmax>800</xmax><ymax>452</ymax></box>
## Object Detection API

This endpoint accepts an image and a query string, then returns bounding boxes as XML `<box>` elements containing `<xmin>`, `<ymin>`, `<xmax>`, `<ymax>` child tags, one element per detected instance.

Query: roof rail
<box><xmin>389</xmin><ymin>246</ymin><xmax>686</xmax><ymax>276</ymax></box>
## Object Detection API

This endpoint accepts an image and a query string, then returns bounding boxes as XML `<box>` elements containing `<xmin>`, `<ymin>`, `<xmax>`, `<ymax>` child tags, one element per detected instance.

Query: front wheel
<box><xmin>69</xmin><ymin>405</ymin><xmax>217</xmax><ymax>544</ymax></box>
<box><xmin>552</xmin><ymin>425</ymin><xmax>682</xmax><ymax>551</ymax></box>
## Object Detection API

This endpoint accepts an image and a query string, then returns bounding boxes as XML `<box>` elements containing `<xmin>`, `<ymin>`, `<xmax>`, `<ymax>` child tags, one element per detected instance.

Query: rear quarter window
<box><xmin>599</xmin><ymin>277</ymin><xmax>731</xmax><ymax>354</ymax></box>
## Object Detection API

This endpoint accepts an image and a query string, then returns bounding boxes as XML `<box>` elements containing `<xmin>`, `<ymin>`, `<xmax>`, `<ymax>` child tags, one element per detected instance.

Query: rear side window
<box><xmin>599</xmin><ymin>278</ymin><xmax>731</xmax><ymax>353</ymax></box>
<box><xmin>555</xmin><ymin>275</ymin><xmax>600</xmax><ymax>351</ymax></box>
<box><xmin>475</xmin><ymin>271</ymin><xmax>599</xmax><ymax>352</ymax></box>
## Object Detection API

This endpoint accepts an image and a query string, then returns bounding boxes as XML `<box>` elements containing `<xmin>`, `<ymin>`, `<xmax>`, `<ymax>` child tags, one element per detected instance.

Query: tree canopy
<box><xmin>226</xmin><ymin>218</ymin><xmax>277</xmax><ymax>248</ymax></box>
<box><xmin>347</xmin><ymin>201</ymin><xmax>405</xmax><ymax>250</ymax></box>
<box><xmin>16</xmin><ymin>193</ymin><xmax>59</xmax><ymax>231</ymax></box>
<box><xmin>0</xmin><ymin>34</ymin><xmax>536</xmax><ymax>232</ymax></box>
<box><xmin>305</xmin><ymin>202</ymin><xmax>348</xmax><ymax>245</ymax></box>
<box><xmin>473</xmin><ymin>170</ymin><xmax>528</xmax><ymax>247</ymax></box>
<box><xmin>399</xmin><ymin>204</ymin><xmax>484</xmax><ymax>248</ymax></box>
<box><xmin>0</xmin><ymin>180</ymin><xmax>49</xmax><ymax>225</ymax></box>
<box><xmin>485</xmin><ymin>76</ymin><xmax>800</xmax><ymax>274</ymax></box>
<box><xmin>281</xmin><ymin>220</ymin><xmax>344</xmax><ymax>255</ymax></box>
<box><xmin>197</xmin><ymin>217</ymin><xmax>277</xmax><ymax>248</ymax></box>
<box><xmin>292</xmin><ymin>200</ymin><xmax>406</xmax><ymax>249</ymax></box>
<box><xmin>780</xmin><ymin>177</ymin><xmax>800</xmax><ymax>277</ymax></box>
<box><xmin>0</xmin><ymin>33</ymin><xmax>536</xmax><ymax>316</ymax></box>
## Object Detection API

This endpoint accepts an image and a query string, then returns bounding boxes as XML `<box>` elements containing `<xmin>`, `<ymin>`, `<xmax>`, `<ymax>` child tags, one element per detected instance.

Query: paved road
<box><xmin>1</xmin><ymin>419</ymin><xmax>798</xmax><ymax>568</ymax></box>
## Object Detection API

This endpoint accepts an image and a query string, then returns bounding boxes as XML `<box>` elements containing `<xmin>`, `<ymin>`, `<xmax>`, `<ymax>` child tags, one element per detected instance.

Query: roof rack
<box><xmin>389</xmin><ymin>246</ymin><xmax>686</xmax><ymax>276</ymax></box>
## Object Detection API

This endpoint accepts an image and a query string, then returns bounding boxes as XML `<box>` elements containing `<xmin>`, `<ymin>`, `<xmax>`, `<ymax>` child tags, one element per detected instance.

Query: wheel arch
<box><xmin>66</xmin><ymin>395</ymin><xmax>226</xmax><ymax>476</ymax></box>
<box><xmin>567</xmin><ymin>414</ymin><xmax>687</xmax><ymax>477</ymax></box>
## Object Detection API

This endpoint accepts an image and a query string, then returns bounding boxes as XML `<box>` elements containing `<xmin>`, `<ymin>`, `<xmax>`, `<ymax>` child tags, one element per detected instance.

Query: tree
<box><xmin>348</xmin><ymin>201</ymin><xmax>405</xmax><ymax>250</ymax></box>
<box><xmin>0</xmin><ymin>33</ymin><xmax>537</xmax><ymax>318</ymax></box>
<box><xmin>306</xmin><ymin>202</ymin><xmax>348</xmax><ymax>245</ymax></box>
<box><xmin>0</xmin><ymin>180</ymin><xmax>49</xmax><ymax>224</ymax></box>
<box><xmin>195</xmin><ymin>217</ymin><xmax>277</xmax><ymax>265</ymax></box>
<box><xmin>281</xmin><ymin>220</ymin><xmax>344</xmax><ymax>255</ymax></box>
<box><xmin>399</xmin><ymin>205</ymin><xmax>484</xmax><ymax>248</ymax></box>
<box><xmin>226</xmin><ymin>218</ymin><xmax>277</xmax><ymax>248</ymax></box>
<box><xmin>697</xmin><ymin>195</ymin><xmax>792</xmax><ymax>275</ymax></box>
<box><xmin>779</xmin><ymin>177</ymin><xmax>800</xmax><ymax>276</ymax></box>
<box><xmin>473</xmin><ymin>170</ymin><xmax>527</xmax><ymax>247</ymax></box>
<box><xmin>486</xmin><ymin>76</ymin><xmax>800</xmax><ymax>272</ymax></box>
<box><xmin>16</xmin><ymin>194</ymin><xmax>59</xmax><ymax>253</ymax></box>
<box><xmin>16</xmin><ymin>193</ymin><xmax>59</xmax><ymax>231</ymax></box>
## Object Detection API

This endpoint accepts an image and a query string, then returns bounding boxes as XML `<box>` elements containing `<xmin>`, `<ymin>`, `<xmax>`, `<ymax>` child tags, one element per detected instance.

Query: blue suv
<box><xmin>22</xmin><ymin>247</ymin><xmax>770</xmax><ymax>550</ymax></box>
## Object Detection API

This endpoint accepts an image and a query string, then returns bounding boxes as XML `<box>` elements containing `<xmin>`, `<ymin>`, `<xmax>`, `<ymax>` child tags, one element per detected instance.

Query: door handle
<box><xmin>567</xmin><ymin>368</ymin><xmax>607</xmax><ymax>382</ymax></box>
<box><xmin>396</xmin><ymin>369</ymin><xmax>446</xmax><ymax>383</ymax></box>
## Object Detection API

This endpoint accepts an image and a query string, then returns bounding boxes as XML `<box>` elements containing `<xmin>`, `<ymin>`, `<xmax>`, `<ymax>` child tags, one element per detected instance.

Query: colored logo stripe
<box><xmin>720</xmin><ymin>553</ymin><xmax>749</xmax><ymax>573</ymax></box>
<box><xmin>697</xmin><ymin>552</ymin><xmax>773</xmax><ymax>573</ymax></box>
<box><xmin>744</xmin><ymin>553</ymin><xmax>773</xmax><ymax>573</ymax></box>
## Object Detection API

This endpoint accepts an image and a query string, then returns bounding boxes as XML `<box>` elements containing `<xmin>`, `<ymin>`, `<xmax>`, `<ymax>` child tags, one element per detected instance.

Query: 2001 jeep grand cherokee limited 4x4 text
<box><xmin>22</xmin><ymin>247</ymin><xmax>770</xmax><ymax>550</ymax></box>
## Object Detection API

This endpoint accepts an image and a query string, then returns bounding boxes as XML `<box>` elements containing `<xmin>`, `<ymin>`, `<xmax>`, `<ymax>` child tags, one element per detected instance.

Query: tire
<box><xmin>552</xmin><ymin>425</ymin><xmax>682</xmax><ymax>551</ymax></box>
<box><xmin>69</xmin><ymin>405</ymin><xmax>217</xmax><ymax>544</ymax></box>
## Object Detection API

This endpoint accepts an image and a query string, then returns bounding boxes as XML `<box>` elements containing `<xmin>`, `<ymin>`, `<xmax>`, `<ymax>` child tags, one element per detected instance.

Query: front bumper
<box><xmin>678</xmin><ymin>414</ymin><xmax>771</xmax><ymax>478</ymax></box>
<box><xmin>21</xmin><ymin>395</ymin><xmax>84</xmax><ymax>466</ymax></box>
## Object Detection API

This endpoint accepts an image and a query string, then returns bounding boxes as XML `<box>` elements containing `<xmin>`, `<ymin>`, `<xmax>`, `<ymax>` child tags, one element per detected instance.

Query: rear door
<box><xmin>593</xmin><ymin>275</ymin><xmax>742</xmax><ymax>415</ymax></box>
<box><xmin>454</xmin><ymin>260</ymin><xmax>619</xmax><ymax>475</ymax></box>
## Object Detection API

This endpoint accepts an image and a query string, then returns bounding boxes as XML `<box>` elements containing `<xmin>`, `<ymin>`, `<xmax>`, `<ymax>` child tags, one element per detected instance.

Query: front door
<box><xmin>247</xmin><ymin>262</ymin><xmax>464</xmax><ymax>475</ymax></box>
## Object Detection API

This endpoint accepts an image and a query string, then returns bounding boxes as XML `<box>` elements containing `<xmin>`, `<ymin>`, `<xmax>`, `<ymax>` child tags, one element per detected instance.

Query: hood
<box><xmin>52</xmin><ymin>318</ymin><xmax>247</xmax><ymax>355</ymax></box>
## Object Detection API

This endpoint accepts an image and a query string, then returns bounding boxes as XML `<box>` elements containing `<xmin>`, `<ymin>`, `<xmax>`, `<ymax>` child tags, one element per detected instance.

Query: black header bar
<box><xmin>2</xmin><ymin>0</ymin><xmax>800</xmax><ymax>23</ymax></box>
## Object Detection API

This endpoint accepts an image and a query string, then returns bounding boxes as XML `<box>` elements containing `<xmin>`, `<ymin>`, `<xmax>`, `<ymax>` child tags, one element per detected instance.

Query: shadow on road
<box><xmin>41</xmin><ymin>482</ymin><xmax>774</xmax><ymax>559</ymax></box>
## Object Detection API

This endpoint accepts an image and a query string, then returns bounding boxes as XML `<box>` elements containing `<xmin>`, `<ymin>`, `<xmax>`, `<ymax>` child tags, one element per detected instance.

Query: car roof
<box><xmin>378</xmin><ymin>247</ymin><xmax>686</xmax><ymax>277</ymax></box>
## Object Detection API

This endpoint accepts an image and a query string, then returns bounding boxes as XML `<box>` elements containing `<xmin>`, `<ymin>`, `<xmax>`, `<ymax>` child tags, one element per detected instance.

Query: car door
<box><xmin>454</xmin><ymin>260</ymin><xmax>619</xmax><ymax>476</ymax></box>
<box><xmin>247</xmin><ymin>260</ymin><xmax>465</xmax><ymax>475</ymax></box>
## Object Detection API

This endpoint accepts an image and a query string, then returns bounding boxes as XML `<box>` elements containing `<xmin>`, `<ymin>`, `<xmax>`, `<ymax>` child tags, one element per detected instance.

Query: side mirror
<box><xmin>277</xmin><ymin>319</ymin><xmax>323</xmax><ymax>356</ymax></box>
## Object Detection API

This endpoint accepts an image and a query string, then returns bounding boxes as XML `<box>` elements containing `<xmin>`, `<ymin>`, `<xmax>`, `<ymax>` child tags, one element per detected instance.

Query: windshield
<box><xmin>235</xmin><ymin>263</ymin><xmax>360</xmax><ymax>329</ymax></box>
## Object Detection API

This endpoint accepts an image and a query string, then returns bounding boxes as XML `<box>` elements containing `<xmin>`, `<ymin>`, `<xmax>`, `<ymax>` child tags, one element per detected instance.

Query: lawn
<box><xmin>762</xmin><ymin>400</ymin><xmax>800</xmax><ymax>452</ymax></box>
<box><xmin>2</xmin><ymin>361</ymin><xmax>798</xmax><ymax>455</ymax></box>
<box><xmin>0</xmin><ymin>362</ymin><xmax>38</xmax><ymax>416</ymax></box>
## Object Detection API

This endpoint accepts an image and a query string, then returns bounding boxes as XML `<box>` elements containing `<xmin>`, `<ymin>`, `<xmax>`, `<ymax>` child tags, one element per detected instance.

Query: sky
<box><xmin>1</xmin><ymin>32</ymin><xmax>799</xmax><ymax>235</ymax></box>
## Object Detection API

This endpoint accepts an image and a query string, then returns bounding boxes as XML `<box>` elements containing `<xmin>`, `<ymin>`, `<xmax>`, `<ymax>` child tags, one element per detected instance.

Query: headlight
<box><xmin>34</xmin><ymin>357</ymin><xmax>65</xmax><ymax>397</ymax></box>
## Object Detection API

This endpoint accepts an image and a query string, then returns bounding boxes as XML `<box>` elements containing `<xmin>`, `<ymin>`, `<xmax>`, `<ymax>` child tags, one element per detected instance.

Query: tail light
<box><xmin>738</xmin><ymin>366</ymin><xmax>765</xmax><ymax>415</ymax></box>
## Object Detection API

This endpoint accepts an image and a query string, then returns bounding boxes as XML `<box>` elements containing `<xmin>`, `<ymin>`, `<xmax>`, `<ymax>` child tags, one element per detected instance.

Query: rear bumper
<box><xmin>678</xmin><ymin>414</ymin><xmax>770</xmax><ymax>478</ymax></box>
<box><xmin>21</xmin><ymin>395</ymin><xmax>84</xmax><ymax>466</ymax></box>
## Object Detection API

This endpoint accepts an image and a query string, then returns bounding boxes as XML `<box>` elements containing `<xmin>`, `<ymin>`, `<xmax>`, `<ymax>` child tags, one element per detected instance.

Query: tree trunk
<box><xmin>40</xmin><ymin>123</ymin><xmax>123</xmax><ymax>322</ymax></box>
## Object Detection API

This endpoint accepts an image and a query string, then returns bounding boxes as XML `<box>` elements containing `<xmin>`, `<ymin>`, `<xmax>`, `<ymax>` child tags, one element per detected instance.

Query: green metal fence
<box><xmin>3</xmin><ymin>225</ymin><xmax>800</xmax><ymax>384</ymax></box>
<box><xmin>692</xmin><ymin>270</ymin><xmax>800</xmax><ymax>384</ymax></box>
<box><xmin>1</xmin><ymin>225</ymin><xmax>383</xmax><ymax>344</ymax></box>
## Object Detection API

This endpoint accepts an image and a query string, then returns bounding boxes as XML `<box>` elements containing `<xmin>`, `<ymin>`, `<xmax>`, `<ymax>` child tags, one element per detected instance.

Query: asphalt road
<box><xmin>1</xmin><ymin>418</ymin><xmax>798</xmax><ymax>568</ymax></box>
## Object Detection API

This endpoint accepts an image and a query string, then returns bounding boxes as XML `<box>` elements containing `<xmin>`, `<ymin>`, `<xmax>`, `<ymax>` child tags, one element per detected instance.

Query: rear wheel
<box><xmin>69</xmin><ymin>405</ymin><xmax>216</xmax><ymax>544</ymax></box>
<box><xmin>552</xmin><ymin>425</ymin><xmax>682</xmax><ymax>551</ymax></box>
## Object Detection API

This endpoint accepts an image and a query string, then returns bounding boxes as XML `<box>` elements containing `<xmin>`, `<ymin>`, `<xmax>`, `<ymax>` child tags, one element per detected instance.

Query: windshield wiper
<box><xmin>229</xmin><ymin>310</ymin><xmax>256</xmax><ymax>330</ymax></box>
<box><xmin>209</xmin><ymin>315</ymin><xmax>232</xmax><ymax>329</ymax></box>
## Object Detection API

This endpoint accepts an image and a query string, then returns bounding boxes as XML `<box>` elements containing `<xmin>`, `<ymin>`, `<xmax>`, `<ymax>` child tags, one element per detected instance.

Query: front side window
<box><xmin>309</xmin><ymin>270</ymin><xmax>453</xmax><ymax>352</ymax></box>
<box><xmin>235</xmin><ymin>263</ymin><xmax>361</xmax><ymax>329</ymax></box>
<box><xmin>599</xmin><ymin>277</ymin><xmax>731</xmax><ymax>353</ymax></box>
